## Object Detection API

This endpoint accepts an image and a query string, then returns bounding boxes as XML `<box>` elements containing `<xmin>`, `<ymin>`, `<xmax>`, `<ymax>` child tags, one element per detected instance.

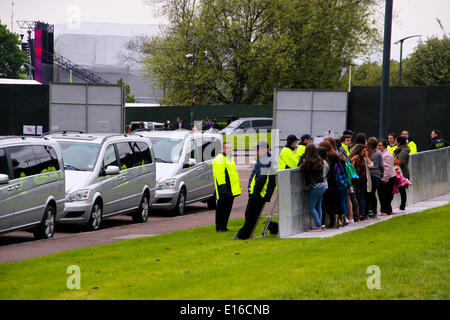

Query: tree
<box><xmin>133</xmin><ymin>0</ymin><xmax>381</xmax><ymax>105</ymax></box>
<box><xmin>349</xmin><ymin>60</ymin><xmax>399</xmax><ymax>87</ymax></box>
<box><xmin>117</xmin><ymin>77</ymin><xmax>139</xmax><ymax>103</ymax></box>
<box><xmin>402</xmin><ymin>37</ymin><xmax>450</xmax><ymax>86</ymax></box>
<box><xmin>0</xmin><ymin>21</ymin><xmax>28</xmax><ymax>78</ymax></box>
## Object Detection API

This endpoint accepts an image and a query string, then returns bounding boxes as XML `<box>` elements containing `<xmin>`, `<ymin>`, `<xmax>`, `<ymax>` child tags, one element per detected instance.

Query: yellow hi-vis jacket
<box><xmin>295</xmin><ymin>144</ymin><xmax>306</xmax><ymax>161</ymax></box>
<box><xmin>342</xmin><ymin>144</ymin><xmax>350</xmax><ymax>156</ymax></box>
<box><xmin>212</xmin><ymin>153</ymin><xmax>242</xmax><ymax>199</ymax></box>
<box><xmin>387</xmin><ymin>144</ymin><xmax>398</xmax><ymax>154</ymax></box>
<box><xmin>278</xmin><ymin>145</ymin><xmax>298</xmax><ymax>170</ymax></box>
<box><xmin>408</xmin><ymin>141</ymin><xmax>417</xmax><ymax>154</ymax></box>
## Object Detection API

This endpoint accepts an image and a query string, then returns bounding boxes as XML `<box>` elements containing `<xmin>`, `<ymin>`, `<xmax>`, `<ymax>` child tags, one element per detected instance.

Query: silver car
<box><xmin>0</xmin><ymin>136</ymin><xmax>65</xmax><ymax>239</ymax></box>
<box><xmin>47</xmin><ymin>133</ymin><xmax>156</xmax><ymax>230</ymax></box>
<box><xmin>134</xmin><ymin>130</ymin><xmax>222</xmax><ymax>215</ymax></box>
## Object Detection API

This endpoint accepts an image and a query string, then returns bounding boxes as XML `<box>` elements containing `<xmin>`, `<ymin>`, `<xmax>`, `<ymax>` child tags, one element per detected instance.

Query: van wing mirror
<box><xmin>105</xmin><ymin>165</ymin><xmax>120</xmax><ymax>175</ymax></box>
<box><xmin>0</xmin><ymin>174</ymin><xmax>9</xmax><ymax>184</ymax></box>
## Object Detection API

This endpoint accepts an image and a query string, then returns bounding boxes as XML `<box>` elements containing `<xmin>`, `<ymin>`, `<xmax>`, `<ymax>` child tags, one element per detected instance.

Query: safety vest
<box><xmin>278</xmin><ymin>146</ymin><xmax>298</xmax><ymax>170</ymax></box>
<box><xmin>212</xmin><ymin>153</ymin><xmax>242</xmax><ymax>199</ymax></box>
<box><xmin>342</xmin><ymin>144</ymin><xmax>350</xmax><ymax>156</ymax></box>
<box><xmin>295</xmin><ymin>144</ymin><xmax>306</xmax><ymax>161</ymax></box>
<box><xmin>387</xmin><ymin>144</ymin><xmax>398</xmax><ymax>154</ymax></box>
<box><xmin>248</xmin><ymin>155</ymin><xmax>275</xmax><ymax>199</ymax></box>
<box><xmin>408</xmin><ymin>141</ymin><xmax>417</xmax><ymax>154</ymax></box>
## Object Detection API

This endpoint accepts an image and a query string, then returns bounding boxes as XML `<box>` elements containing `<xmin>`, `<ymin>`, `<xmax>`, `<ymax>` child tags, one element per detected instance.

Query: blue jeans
<box><xmin>337</xmin><ymin>188</ymin><xmax>349</xmax><ymax>216</ymax></box>
<box><xmin>308</xmin><ymin>185</ymin><xmax>327</xmax><ymax>227</ymax></box>
<box><xmin>359</xmin><ymin>182</ymin><xmax>367</xmax><ymax>215</ymax></box>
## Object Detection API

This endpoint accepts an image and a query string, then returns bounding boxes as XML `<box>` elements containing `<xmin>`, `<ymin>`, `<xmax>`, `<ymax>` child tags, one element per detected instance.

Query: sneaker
<box><xmin>347</xmin><ymin>219</ymin><xmax>355</xmax><ymax>224</ymax></box>
<box><xmin>230</xmin><ymin>236</ymin><xmax>243</xmax><ymax>240</ymax></box>
<box><xmin>369</xmin><ymin>213</ymin><xmax>377</xmax><ymax>219</ymax></box>
<box><xmin>391</xmin><ymin>212</ymin><xmax>397</xmax><ymax>215</ymax></box>
<box><xmin>310</xmin><ymin>226</ymin><xmax>324</xmax><ymax>232</ymax></box>
<box><xmin>216</xmin><ymin>228</ymin><xmax>230</xmax><ymax>232</ymax></box>
<box><xmin>398</xmin><ymin>209</ymin><xmax>406</xmax><ymax>213</ymax></box>
<box><xmin>381</xmin><ymin>212</ymin><xmax>389</xmax><ymax>216</ymax></box>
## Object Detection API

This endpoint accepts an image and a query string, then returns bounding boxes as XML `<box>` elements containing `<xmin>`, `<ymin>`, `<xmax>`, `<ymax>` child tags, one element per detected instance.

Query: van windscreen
<box><xmin>57</xmin><ymin>141</ymin><xmax>101</xmax><ymax>171</ymax></box>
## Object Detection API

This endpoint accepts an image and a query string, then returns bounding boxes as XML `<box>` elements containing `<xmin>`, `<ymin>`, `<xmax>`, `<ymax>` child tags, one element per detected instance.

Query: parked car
<box><xmin>0</xmin><ymin>136</ymin><xmax>65</xmax><ymax>239</ymax></box>
<box><xmin>129</xmin><ymin>121</ymin><xmax>164</xmax><ymax>133</ymax></box>
<box><xmin>47</xmin><ymin>133</ymin><xmax>156</xmax><ymax>230</ymax></box>
<box><xmin>133</xmin><ymin>130</ymin><xmax>222</xmax><ymax>215</ymax></box>
<box><xmin>220</xmin><ymin>117</ymin><xmax>272</xmax><ymax>134</ymax></box>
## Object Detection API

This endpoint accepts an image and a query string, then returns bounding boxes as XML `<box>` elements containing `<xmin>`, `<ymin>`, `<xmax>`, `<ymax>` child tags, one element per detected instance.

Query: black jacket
<box><xmin>248</xmin><ymin>154</ymin><xmax>276</xmax><ymax>202</ymax></box>
<box><xmin>427</xmin><ymin>137</ymin><xmax>450</xmax><ymax>150</ymax></box>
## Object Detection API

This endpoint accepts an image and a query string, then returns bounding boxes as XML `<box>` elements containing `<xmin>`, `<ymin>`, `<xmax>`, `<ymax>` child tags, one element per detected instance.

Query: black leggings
<box><xmin>398</xmin><ymin>186</ymin><xmax>407</xmax><ymax>210</ymax></box>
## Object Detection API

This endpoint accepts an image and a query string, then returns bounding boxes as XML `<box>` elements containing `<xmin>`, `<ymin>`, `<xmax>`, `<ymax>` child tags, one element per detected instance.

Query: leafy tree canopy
<box><xmin>129</xmin><ymin>0</ymin><xmax>382</xmax><ymax>105</ymax></box>
<box><xmin>0</xmin><ymin>21</ymin><xmax>28</xmax><ymax>79</ymax></box>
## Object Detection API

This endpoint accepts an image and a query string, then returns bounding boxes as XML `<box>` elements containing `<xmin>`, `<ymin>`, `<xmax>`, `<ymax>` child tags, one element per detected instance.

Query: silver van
<box><xmin>220</xmin><ymin>117</ymin><xmax>272</xmax><ymax>134</ymax></box>
<box><xmin>0</xmin><ymin>136</ymin><xmax>65</xmax><ymax>239</ymax></box>
<box><xmin>133</xmin><ymin>130</ymin><xmax>222</xmax><ymax>215</ymax></box>
<box><xmin>47</xmin><ymin>133</ymin><xmax>156</xmax><ymax>230</ymax></box>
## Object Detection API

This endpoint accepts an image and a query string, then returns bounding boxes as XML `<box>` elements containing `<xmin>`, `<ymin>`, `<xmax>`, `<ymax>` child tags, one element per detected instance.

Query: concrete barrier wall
<box><xmin>409</xmin><ymin>146</ymin><xmax>450</xmax><ymax>204</ymax></box>
<box><xmin>278</xmin><ymin>147</ymin><xmax>450</xmax><ymax>238</ymax></box>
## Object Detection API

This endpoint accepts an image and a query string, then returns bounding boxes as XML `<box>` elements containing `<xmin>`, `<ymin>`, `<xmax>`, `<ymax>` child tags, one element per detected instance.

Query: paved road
<box><xmin>0</xmin><ymin>162</ymin><xmax>277</xmax><ymax>264</ymax></box>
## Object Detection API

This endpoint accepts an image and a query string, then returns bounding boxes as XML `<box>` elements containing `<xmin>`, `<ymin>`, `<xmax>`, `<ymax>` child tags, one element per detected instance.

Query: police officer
<box><xmin>401</xmin><ymin>130</ymin><xmax>417</xmax><ymax>154</ymax></box>
<box><xmin>295</xmin><ymin>134</ymin><xmax>311</xmax><ymax>159</ymax></box>
<box><xmin>232</xmin><ymin>142</ymin><xmax>276</xmax><ymax>240</ymax></box>
<box><xmin>212</xmin><ymin>142</ymin><xmax>242</xmax><ymax>232</ymax></box>
<box><xmin>278</xmin><ymin>134</ymin><xmax>300</xmax><ymax>170</ymax></box>
<box><xmin>387</xmin><ymin>132</ymin><xmax>398</xmax><ymax>154</ymax></box>
<box><xmin>427</xmin><ymin>129</ymin><xmax>450</xmax><ymax>150</ymax></box>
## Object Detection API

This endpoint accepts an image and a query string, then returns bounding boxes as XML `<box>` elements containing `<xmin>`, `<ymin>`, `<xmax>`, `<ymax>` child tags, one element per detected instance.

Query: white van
<box><xmin>47</xmin><ymin>133</ymin><xmax>156</xmax><ymax>230</ymax></box>
<box><xmin>0</xmin><ymin>136</ymin><xmax>65</xmax><ymax>239</ymax></box>
<box><xmin>134</xmin><ymin>130</ymin><xmax>222</xmax><ymax>215</ymax></box>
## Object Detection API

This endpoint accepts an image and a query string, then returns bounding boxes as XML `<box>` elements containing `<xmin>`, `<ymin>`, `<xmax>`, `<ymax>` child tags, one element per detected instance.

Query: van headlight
<box><xmin>156</xmin><ymin>179</ymin><xmax>177</xmax><ymax>190</ymax></box>
<box><xmin>66</xmin><ymin>190</ymin><xmax>90</xmax><ymax>202</ymax></box>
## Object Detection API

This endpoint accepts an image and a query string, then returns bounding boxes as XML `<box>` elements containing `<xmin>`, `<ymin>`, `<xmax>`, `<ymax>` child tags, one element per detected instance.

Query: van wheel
<box><xmin>133</xmin><ymin>193</ymin><xmax>150</xmax><ymax>223</ymax></box>
<box><xmin>34</xmin><ymin>205</ymin><xmax>56</xmax><ymax>239</ymax></box>
<box><xmin>174</xmin><ymin>188</ymin><xmax>186</xmax><ymax>216</ymax></box>
<box><xmin>87</xmin><ymin>202</ymin><xmax>102</xmax><ymax>231</ymax></box>
<box><xmin>207</xmin><ymin>194</ymin><xmax>217</xmax><ymax>210</ymax></box>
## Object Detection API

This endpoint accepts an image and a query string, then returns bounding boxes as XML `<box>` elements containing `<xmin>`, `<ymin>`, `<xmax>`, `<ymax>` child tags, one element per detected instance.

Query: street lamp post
<box><xmin>186</xmin><ymin>38</ymin><xmax>202</xmax><ymax>129</ymax></box>
<box><xmin>394</xmin><ymin>35</ymin><xmax>421</xmax><ymax>86</ymax></box>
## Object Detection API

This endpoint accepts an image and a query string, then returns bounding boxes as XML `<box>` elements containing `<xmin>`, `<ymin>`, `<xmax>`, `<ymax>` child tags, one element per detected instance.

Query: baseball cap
<box><xmin>343</xmin><ymin>129</ymin><xmax>355</xmax><ymax>135</ymax></box>
<box><xmin>301</xmin><ymin>134</ymin><xmax>311</xmax><ymax>142</ymax></box>
<box><xmin>286</xmin><ymin>134</ymin><xmax>299</xmax><ymax>144</ymax></box>
<box><xmin>256</xmin><ymin>141</ymin><xmax>270</xmax><ymax>151</ymax></box>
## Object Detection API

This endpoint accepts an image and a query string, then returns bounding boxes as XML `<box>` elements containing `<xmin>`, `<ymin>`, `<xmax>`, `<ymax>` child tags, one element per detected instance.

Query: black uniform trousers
<box><xmin>236</xmin><ymin>195</ymin><xmax>266</xmax><ymax>239</ymax></box>
<box><xmin>215</xmin><ymin>195</ymin><xmax>235</xmax><ymax>231</ymax></box>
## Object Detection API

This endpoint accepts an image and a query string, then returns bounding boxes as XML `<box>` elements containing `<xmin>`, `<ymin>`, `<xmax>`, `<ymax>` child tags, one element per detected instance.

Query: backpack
<box><xmin>345</xmin><ymin>162</ymin><xmax>359</xmax><ymax>186</ymax></box>
<box><xmin>334</xmin><ymin>161</ymin><xmax>350</xmax><ymax>189</ymax></box>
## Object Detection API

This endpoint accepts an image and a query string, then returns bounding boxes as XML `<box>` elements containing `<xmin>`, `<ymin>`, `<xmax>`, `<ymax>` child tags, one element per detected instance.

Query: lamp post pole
<box><xmin>379</xmin><ymin>0</ymin><xmax>393</xmax><ymax>140</ymax></box>
<box><xmin>190</xmin><ymin>42</ymin><xmax>196</xmax><ymax>129</ymax></box>
<box><xmin>394</xmin><ymin>35</ymin><xmax>421</xmax><ymax>86</ymax></box>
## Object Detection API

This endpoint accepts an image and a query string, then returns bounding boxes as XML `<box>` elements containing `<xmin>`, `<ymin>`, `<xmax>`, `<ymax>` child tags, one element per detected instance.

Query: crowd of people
<box><xmin>279</xmin><ymin>129</ymin><xmax>447</xmax><ymax>232</ymax></box>
<box><xmin>206</xmin><ymin>127</ymin><xmax>447</xmax><ymax>237</ymax></box>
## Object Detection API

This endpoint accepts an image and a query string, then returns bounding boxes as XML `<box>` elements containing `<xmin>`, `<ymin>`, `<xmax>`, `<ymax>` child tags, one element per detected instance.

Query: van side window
<box><xmin>46</xmin><ymin>146</ymin><xmax>61</xmax><ymax>171</ymax></box>
<box><xmin>103</xmin><ymin>145</ymin><xmax>117</xmax><ymax>168</ymax></box>
<box><xmin>32</xmin><ymin>145</ymin><xmax>60</xmax><ymax>174</ymax></box>
<box><xmin>8</xmin><ymin>146</ymin><xmax>38</xmax><ymax>178</ymax></box>
<box><xmin>0</xmin><ymin>148</ymin><xmax>8</xmax><ymax>176</ymax></box>
<box><xmin>238</xmin><ymin>121</ymin><xmax>251</xmax><ymax>129</ymax></box>
<box><xmin>116</xmin><ymin>142</ymin><xmax>135</xmax><ymax>170</ymax></box>
<box><xmin>136</xmin><ymin>142</ymin><xmax>152</xmax><ymax>165</ymax></box>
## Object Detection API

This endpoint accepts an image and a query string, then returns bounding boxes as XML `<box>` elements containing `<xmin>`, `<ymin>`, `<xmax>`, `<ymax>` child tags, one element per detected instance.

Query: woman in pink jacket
<box><xmin>377</xmin><ymin>139</ymin><xmax>397</xmax><ymax>215</ymax></box>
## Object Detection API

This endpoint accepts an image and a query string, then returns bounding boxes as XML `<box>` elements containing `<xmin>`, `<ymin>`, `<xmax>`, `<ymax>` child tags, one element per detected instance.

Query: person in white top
<box><xmin>377</xmin><ymin>139</ymin><xmax>397</xmax><ymax>215</ymax></box>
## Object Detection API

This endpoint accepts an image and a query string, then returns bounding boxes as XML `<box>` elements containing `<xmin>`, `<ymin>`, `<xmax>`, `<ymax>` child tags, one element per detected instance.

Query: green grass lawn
<box><xmin>0</xmin><ymin>205</ymin><xmax>449</xmax><ymax>300</ymax></box>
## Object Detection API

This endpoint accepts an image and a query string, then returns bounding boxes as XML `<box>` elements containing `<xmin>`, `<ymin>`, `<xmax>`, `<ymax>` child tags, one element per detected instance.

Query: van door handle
<box><xmin>15</xmin><ymin>184</ymin><xmax>21</xmax><ymax>190</ymax></box>
<box><xmin>8</xmin><ymin>186</ymin><xmax>15</xmax><ymax>191</ymax></box>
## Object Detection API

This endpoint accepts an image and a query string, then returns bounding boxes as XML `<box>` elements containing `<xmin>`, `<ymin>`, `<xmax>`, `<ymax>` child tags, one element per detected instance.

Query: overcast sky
<box><xmin>1</xmin><ymin>0</ymin><xmax>449</xmax><ymax>62</ymax></box>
